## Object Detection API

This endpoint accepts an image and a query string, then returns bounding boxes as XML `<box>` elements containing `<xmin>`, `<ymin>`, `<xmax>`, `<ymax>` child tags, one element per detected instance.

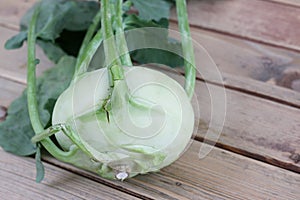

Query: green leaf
<box><xmin>4</xmin><ymin>31</ymin><xmax>27</xmax><ymax>49</ymax></box>
<box><xmin>130</xmin><ymin>42</ymin><xmax>184</xmax><ymax>68</ymax></box>
<box><xmin>124</xmin><ymin>15</ymin><xmax>183</xmax><ymax>68</ymax></box>
<box><xmin>124</xmin><ymin>14</ymin><xmax>169</xmax><ymax>29</ymax></box>
<box><xmin>20</xmin><ymin>0</ymin><xmax>99</xmax><ymax>40</ymax></box>
<box><xmin>0</xmin><ymin>56</ymin><xmax>76</xmax><ymax>156</ymax></box>
<box><xmin>0</xmin><ymin>94</ymin><xmax>36</xmax><ymax>156</ymax></box>
<box><xmin>131</xmin><ymin>0</ymin><xmax>172</xmax><ymax>21</ymax></box>
<box><xmin>122</xmin><ymin>0</ymin><xmax>133</xmax><ymax>12</ymax></box>
<box><xmin>63</xmin><ymin>1</ymin><xmax>100</xmax><ymax>31</ymax></box>
<box><xmin>5</xmin><ymin>0</ymin><xmax>98</xmax><ymax>63</ymax></box>
<box><xmin>35</xmin><ymin>143</ymin><xmax>45</xmax><ymax>183</ymax></box>
<box><xmin>37</xmin><ymin>40</ymin><xmax>67</xmax><ymax>63</ymax></box>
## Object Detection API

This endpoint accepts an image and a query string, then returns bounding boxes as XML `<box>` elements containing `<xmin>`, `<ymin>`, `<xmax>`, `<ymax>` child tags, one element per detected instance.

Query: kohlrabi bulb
<box><xmin>52</xmin><ymin>66</ymin><xmax>194</xmax><ymax>180</ymax></box>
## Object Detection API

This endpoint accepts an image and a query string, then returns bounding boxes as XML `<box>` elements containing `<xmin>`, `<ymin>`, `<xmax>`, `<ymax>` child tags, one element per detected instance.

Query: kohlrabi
<box><xmin>29</xmin><ymin>0</ymin><xmax>196</xmax><ymax>181</ymax></box>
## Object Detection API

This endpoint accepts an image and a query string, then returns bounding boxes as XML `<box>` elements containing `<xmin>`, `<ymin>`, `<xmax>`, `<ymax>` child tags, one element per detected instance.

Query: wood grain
<box><xmin>171</xmin><ymin>0</ymin><xmax>300</xmax><ymax>52</ymax></box>
<box><xmin>3</xmin><ymin>0</ymin><xmax>300</xmax><ymax>84</ymax></box>
<box><xmin>0</xmin><ymin>63</ymin><xmax>299</xmax><ymax>198</ymax></box>
<box><xmin>0</xmin><ymin>0</ymin><xmax>35</xmax><ymax>30</ymax></box>
<box><xmin>0</xmin><ymin>149</ymin><xmax>139</xmax><ymax>200</ymax></box>
<box><xmin>176</xmin><ymin>24</ymin><xmax>300</xmax><ymax>82</ymax></box>
<box><xmin>0</xmin><ymin>27</ymin><xmax>53</xmax><ymax>84</ymax></box>
<box><xmin>0</xmin><ymin>1</ymin><xmax>299</xmax><ymax>199</ymax></box>
<box><xmin>2</xmin><ymin>14</ymin><xmax>300</xmax><ymax>110</ymax></box>
<box><xmin>219</xmin><ymin>73</ymin><xmax>300</xmax><ymax>109</ymax></box>
<box><xmin>2</xmin><ymin>1</ymin><xmax>300</xmax><ymax>101</ymax></box>
<box><xmin>169</xmin><ymin>23</ymin><xmax>300</xmax><ymax>108</ymax></box>
<box><xmin>264</xmin><ymin>0</ymin><xmax>300</xmax><ymax>7</ymax></box>
<box><xmin>155</xmin><ymin>67</ymin><xmax>300</xmax><ymax>173</ymax></box>
<box><xmin>43</xmin><ymin>141</ymin><xmax>300</xmax><ymax>200</ymax></box>
<box><xmin>0</xmin><ymin>77</ymin><xmax>25</xmax><ymax>108</ymax></box>
<box><xmin>1</xmin><ymin>55</ymin><xmax>299</xmax><ymax>174</ymax></box>
<box><xmin>0</xmin><ymin>1</ymin><xmax>299</xmax><ymax>172</ymax></box>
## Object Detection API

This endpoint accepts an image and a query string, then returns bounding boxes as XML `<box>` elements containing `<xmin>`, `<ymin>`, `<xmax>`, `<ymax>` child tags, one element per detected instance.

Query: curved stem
<box><xmin>27</xmin><ymin>3</ymin><xmax>43</xmax><ymax>135</ymax></box>
<box><xmin>72</xmin><ymin>29</ymin><xmax>103</xmax><ymax>80</ymax></box>
<box><xmin>27</xmin><ymin>5</ymin><xmax>78</xmax><ymax>162</ymax></box>
<box><xmin>115</xmin><ymin>0</ymin><xmax>132</xmax><ymax>66</ymax></box>
<box><xmin>73</xmin><ymin>9</ymin><xmax>102</xmax><ymax>79</ymax></box>
<box><xmin>176</xmin><ymin>0</ymin><xmax>196</xmax><ymax>99</ymax></box>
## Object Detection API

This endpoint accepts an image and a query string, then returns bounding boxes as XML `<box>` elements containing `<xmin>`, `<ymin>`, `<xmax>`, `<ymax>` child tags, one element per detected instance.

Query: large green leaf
<box><xmin>0</xmin><ymin>56</ymin><xmax>76</xmax><ymax>156</ymax></box>
<box><xmin>5</xmin><ymin>0</ymin><xmax>98</xmax><ymax>63</ymax></box>
<box><xmin>124</xmin><ymin>14</ymin><xmax>183</xmax><ymax>68</ymax></box>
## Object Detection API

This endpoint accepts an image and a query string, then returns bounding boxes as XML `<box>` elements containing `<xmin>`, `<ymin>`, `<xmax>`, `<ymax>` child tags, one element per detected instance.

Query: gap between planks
<box><xmin>41</xmin><ymin>140</ymin><xmax>300</xmax><ymax>200</ymax></box>
<box><xmin>0</xmin><ymin>26</ymin><xmax>299</xmax><ymax>173</ymax></box>
<box><xmin>0</xmin><ymin>148</ymin><xmax>141</xmax><ymax>200</ymax></box>
<box><xmin>170</xmin><ymin>0</ymin><xmax>300</xmax><ymax>53</ymax></box>
<box><xmin>260</xmin><ymin>0</ymin><xmax>300</xmax><ymax>8</ymax></box>
<box><xmin>149</xmin><ymin>65</ymin><xmax>300</xmax><ymax>174</ymax></box>
<box><xmin>0</xmin><ymin>60</ymin><xmax>299</xmax><ymax>199</ymax></box>
<box><xmin>169</xmin><ymin>22</ymin><xmax>300</xmax><ymax>109</ymax></box>
<box><xmin>170</xmin><ymin>18</ymin><xmax>300</xmax><ymax>54</ymax></box>
<box><xmin>1</xmin><ymin>0</ymin><xmax>299</xmax><ymax>175</ymax></box>
<box><xmin>2</xmin><ymin>2</ymin><xmax>300</xmax><ymax>109</ymax></box>
<box><xmin>1</xmin><ymin>64</ymin><xmax>299</xmax><ymax>175</ymax></box>
<box><xmin>2</xmin><ymin>24</ymin><xmax>300</xmax><ymax>111</ymax></box>
<box><xmin>1</xmin><ymin>30</ymin><xmax>299</xmax><ymax>173</ymax></box>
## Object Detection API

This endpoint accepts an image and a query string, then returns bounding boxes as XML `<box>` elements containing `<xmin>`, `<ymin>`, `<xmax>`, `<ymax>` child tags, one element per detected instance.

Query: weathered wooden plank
<box><xmin>169</xmin><ymin>23</ymin><xmax>300</xmax><ymax>108</ymax></box>
<box><xmin>43</xmin><ymin>141</ymin><xmax>300</xmax><ymax>200</ymax></box>
<box><xmin>3</xmin><ymin>0</ymin><xmax>300</xmax><ymax>87</ymax></box>
<box><xmin>0</xmin><ymin>0</ymin><xmax>35</xmax><ymax>30</ymax></box>
<box><xmin>3</xmin><ymin>0</ymin><xmax>300</xmax><ymax>83</ymax></box>
<box><xmin>2</xmin><ymin>17</ymin><xmax>300</xmax><ymax>111</ymax></box>
<box><xmin>1</xmin><ymin>37</ymin><xmax>300</xmax><ymax>173</ymax></box>
<box><xmin>131</xmin><ymin>64</ymin><xmax>300</xmax><ymax>173</ymax></box>
<box><xmin>153</xmin><ymin>67</ymin><xmax>300</xmax><ymax>172</ymax></box>
<box><xmin>2</xmin><ymin>1</ymin><xmax>300</xmax><ymax>105</ymax></box>
<box><xmin>0</xmin><ymin>1</ymin><xmax>298</xmax><ymax>199</ymax></box>
<box><xmin>0</xmin><ymin>0</ymin><xmax>299</xmax><ymax>178</ymax></box>
<box><xmin>0</xmin><ymin>77</ymin><xmax>25</xmax><ymax>108</ymax></box>
<box><xmin>0</xmin><ymin>27</ymin><xmax>52</xmax><ymax>84</ymax></box>
<box><xmin>0</xmin><ymin>149</ymin><xmax>140</xmax><ymax>200</ymax></box>
<box><xmin>1</xmin><ymin>55</ymin><xmax>299</xmax><ymax>176</ymax></box>
<box><xmin>0</xmin><ymin>46</ymin><xmax>299</xmax><ymax>200</ymax></box>
<box><xmin>219</xmin><ymin>73</ymin><xmax>300</xmax><ymax>109</ymax></box>
<box><xmin>264</xmin><ymin>0</ymin><xmax>300</xmax><ymax>7</ymax></box>
<box><xmin>170</xmin><ymin>0</ymin><xmax>300</xmax><ymax>52</ymax></box>
<box><xmin>181</xmin><ymin>24</ymin><xmax>300</xmax><ymax>84</ymax></box>
<box><xmin>194</xmin><ymin>79</ymin><xmax>300</xmax><ymax>172</ymax></box>
<box><xmin>0</xmin><ymin>62</ymin><xmax>299</xmax><ymax>198</ymax></box>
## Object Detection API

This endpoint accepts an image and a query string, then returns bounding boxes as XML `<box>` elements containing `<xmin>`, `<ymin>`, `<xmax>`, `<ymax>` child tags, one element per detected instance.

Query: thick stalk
<box><xmin>115</xmin><ymin>0</ymin><xmax>132</xmax><ymax>66</ymax></box>
<box><xmin>176</xmin><ymin>0</ymin><xmax>196</xmax><ymax>99</ymax></box>
<box><xmin>27</xmin><ymin>6</ymin><xmax>78</xmax><ymax>162</ymax></box>
<box><xmin>101</xmin><ymin>0</ymin><xmax>124</xmax><ymax>82</ymax></box>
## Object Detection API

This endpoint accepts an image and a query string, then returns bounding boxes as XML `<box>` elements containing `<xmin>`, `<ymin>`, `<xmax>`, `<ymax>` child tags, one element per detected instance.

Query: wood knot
<box><xmin>276</xmin><ymin>68</ymin><xmax>300</xmax><ymax>92</ymax></box>
<box><xmin>289</xmin><ymin>153</ymin><xmax>300</xmax><ymax>164</ymax></box>
<box><xmin>175</xmin><ymin>182</ymin><xmax>182</xmax><ymax>186</ymax></box>
<box><xmin>0</xmin><ymin>106</ymin><xmax>7</xmax><ymax>122</ymax></box>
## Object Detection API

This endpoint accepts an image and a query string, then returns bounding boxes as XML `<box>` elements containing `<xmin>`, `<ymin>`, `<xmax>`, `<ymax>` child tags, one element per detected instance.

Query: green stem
<box><xmin>176</xmin><ymin>0</ymin><xmax>196</xmax><ymax>99</ymax></box>
<box><xmin>27</xmin><ymin>3</ymin><xmax>43</xmax><ymax>135</ymax></box>
<box><xmin>73</xmin><ymin>9</ymin><xmax>102</xmax><ymax>79</ymax></box>
<box><xmin>27</xmin><ymin>6</ymin><xmax>78</xmax><ymax>162</ymax></box>
<box><xmin>72</xmin><ymin>29</ymin><xmax>103</xmax><ymax>80</ymax></box>
<box><xmin>115</xmin><ymin>0</ymin><xmax>132</xmax><ymax>66</ymax></box>
<box><xmin>101</xmin><ymin>0</ymin><xmax>124</xmax><ymax>81</ymax></box>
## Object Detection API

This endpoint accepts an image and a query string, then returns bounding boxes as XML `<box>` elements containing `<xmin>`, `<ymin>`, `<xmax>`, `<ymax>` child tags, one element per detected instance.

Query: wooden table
<box><xmin>0</xmin><ymin>0</ymin><xmax>299</xmax><ymax>199</ymax></box>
